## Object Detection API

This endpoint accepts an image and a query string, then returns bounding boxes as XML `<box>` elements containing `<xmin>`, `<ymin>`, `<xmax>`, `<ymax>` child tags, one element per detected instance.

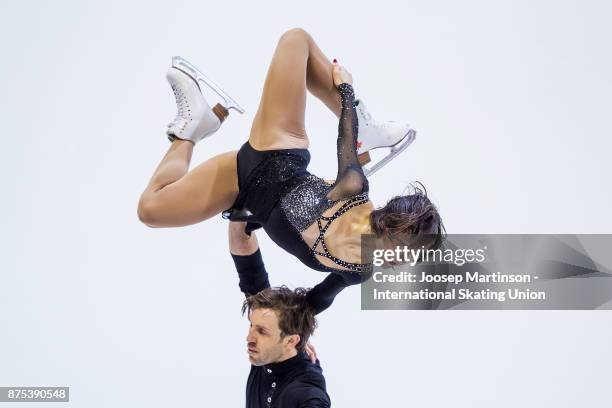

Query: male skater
<box><xmin>229</xmin><ymin>221</ymin><xmax>331</xmax><ymax>408</ymax></box>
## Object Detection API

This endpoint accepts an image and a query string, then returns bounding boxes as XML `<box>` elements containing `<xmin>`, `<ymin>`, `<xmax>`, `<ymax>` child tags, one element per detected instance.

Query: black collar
<box><xmin>262</xmin><ymin>351</ymin><xmax>305</xmax><ymax>378</ymax></box>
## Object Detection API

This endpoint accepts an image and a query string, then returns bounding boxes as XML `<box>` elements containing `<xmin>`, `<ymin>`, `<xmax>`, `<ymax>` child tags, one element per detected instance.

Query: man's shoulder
<box><xmin>278</xmin><ymin>359</ymin><xmax>330</xmax><ymax>407</ymax></box>
<box><xmin>283</xmin><ymin>354</ymin><xmax>327</xmax><ymax>389</ymax></box>
<box><xmin>284</xmin><ymin>377</ymin><xmax>328</xmax><ymax>393</ymax></box>
<box><xmin>278</xmin><ymin>379</ymin><xmax>330</xmax><ymax>407</ymax></box>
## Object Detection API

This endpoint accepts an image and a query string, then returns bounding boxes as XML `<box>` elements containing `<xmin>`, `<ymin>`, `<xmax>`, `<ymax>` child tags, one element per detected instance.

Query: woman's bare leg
<box><xmin>249</xmin><ymin>28</ymin><xmax>343</xmax><ymax>151</ymax></box>
<box><xmin>138</xmin><ymin>28</ymin><xmax>339</xmax><ymax>227</ymax></box>
<box><xmin>137</xmin><ymin>139</ymin><xmax>238</xmax><ymax>228</ymax></box>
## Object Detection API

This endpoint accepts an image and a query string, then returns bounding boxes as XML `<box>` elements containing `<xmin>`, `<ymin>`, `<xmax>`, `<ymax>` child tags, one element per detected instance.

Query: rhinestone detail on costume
<box><xmin>280</xmin><ymin>175</ymin><xmax>335</xmax><ymax>232</ymax></box>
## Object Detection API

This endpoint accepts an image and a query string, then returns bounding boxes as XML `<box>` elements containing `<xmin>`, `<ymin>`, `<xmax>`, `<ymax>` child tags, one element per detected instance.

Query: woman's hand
<box><xmin>304</xmin><ymin>341</ymin><xmax>318</xmax><ymax>363</ymax></box>
<box><xmin>332</xmin><ymin>60</ymin><xmax>353</xmax><ymax>87</ymax></box>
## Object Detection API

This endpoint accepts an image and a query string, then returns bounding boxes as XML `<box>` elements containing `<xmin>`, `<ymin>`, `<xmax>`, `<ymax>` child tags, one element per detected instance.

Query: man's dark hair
<box><xmin>242</xmin><ymin>286</ymin><xmax>317</xmax><ymax>351</ymax></box>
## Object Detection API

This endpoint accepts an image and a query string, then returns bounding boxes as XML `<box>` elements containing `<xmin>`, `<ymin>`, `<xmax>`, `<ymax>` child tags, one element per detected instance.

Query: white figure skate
<box><xmin>166</xmin><ymin>56</ymin><xmax>244</xmax><ymax>143</ymax></box>
<box><xmin>355</xmin><ymin>99</ymin><xmax>416</xmax><ymax>177</ymax></box>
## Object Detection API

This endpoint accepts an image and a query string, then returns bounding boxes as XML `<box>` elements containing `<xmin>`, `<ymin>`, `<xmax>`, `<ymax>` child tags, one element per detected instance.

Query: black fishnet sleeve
<box><xmin>325</xmin><ymin>83</ymin><xmax>369</xmax><ymax>202</ymax></box>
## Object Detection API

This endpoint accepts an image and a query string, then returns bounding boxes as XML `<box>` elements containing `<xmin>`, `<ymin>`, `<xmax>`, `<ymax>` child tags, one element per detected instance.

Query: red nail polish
<box><xmin>333</xmin><ymin>58</ymin><xmax>337</xmax><ymax>63</ymax></box>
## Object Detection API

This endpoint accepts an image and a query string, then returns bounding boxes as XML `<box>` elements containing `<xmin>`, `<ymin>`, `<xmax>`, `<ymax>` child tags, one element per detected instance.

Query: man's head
<box><xmin>242</xmin><ymin>286</ymin><xmax>317</xmax><ymax>366</ymax></box>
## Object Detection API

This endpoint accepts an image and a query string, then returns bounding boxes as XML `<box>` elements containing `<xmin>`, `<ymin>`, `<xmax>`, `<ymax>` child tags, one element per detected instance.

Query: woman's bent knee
<box><xmin>279</xmin><ymin>27</ymin><xmax>311</xmax><ymax>45</ymax></box>
<box><xmin>137</xmin><ymin>196</ymin><xmax>159</xmax><ymax>228</ymax></box>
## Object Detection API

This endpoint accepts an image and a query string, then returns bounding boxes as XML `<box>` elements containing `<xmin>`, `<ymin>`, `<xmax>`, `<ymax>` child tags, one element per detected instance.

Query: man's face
<box><xmin>246</xmin><ymin>308</ymin><xmax>291</xmax><ymax>366</ymax></box>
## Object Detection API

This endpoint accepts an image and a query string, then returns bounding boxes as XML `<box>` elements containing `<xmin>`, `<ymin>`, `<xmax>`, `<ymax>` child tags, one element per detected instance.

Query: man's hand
<box><xmin>228</xmin><ymin>221</ymin><xmax>259</xmax><ymax>256</ymax></box>
<box><xmin>304</xmin><ymin>342</ymin><xmax>318</xmax><ymax>364</ymax></box>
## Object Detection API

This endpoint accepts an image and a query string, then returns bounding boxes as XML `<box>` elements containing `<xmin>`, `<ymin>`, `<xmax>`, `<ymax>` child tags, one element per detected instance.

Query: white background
<box><xmin>1</xmin><ymin>0</ymin><xmax>611</xmax><ymax>406</ymax></box>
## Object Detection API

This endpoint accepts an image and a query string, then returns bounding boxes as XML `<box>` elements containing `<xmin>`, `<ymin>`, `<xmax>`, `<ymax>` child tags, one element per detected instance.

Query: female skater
<box><xmin>138</xmin><ymin>28</ymin><xmax>445</xmax><ymax>311</ymax></box>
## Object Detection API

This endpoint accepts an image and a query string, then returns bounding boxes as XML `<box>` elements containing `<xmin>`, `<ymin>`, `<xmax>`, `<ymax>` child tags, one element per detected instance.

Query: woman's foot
<box><xmin>354</xmin><ymin>99</ymin><xmax>416</xmax><ymax>176</ymax></box>
<box><xmin>166</xmin><ymin>68</ymin><xmax>222</xmax><ymax>144</ymax></box>
<box><xmin>331</xmin><ymin>61</ymin><xmax>415</xmax><ymax>175</ymax></box>
<box><xmin>332</xmin><ymin>60</ymin><xmax>353</xmax><ymax>87</ymax></box>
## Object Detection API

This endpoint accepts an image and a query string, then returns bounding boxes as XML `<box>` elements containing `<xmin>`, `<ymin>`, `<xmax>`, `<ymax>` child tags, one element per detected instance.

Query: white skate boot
<box><xmin>354</xmin><ymin>99</ymin><xmax>416</xmax><ymax>177</ymax></box>
<box><xmin>166</xmin><ymin>56</ymin><xmax>244</xmax><ymax>143</ymax></box>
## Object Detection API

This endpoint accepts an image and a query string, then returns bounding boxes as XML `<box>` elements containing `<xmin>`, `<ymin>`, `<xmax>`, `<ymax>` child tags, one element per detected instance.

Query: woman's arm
<box><xmin>326</xmin><ymin>81</ymin><xmax>369</xmax><ymax>201</ymax></box>
<box><xmin>306</xmin><ymin>274</ymin><xmax>353</xmax><ymax>314</ymax></box>
<box><xmin>229</xmin><ymin>222</ymin><xmax>270</xmax><ymax>297</ymax></box>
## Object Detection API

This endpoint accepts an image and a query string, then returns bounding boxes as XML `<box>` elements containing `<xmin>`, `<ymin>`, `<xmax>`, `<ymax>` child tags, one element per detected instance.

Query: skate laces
<box><xmin>364</xmin><ymin>117</ymin><xmax>388</xmax><ymax>130</ymax></box>
<box><xmin>168</xmin><ymin>84</ymin><xmax>190</xmax><ymax>129</ymax></box>
<box><xmin>357</xmin><ymin>103</ymin><xmax>400</xmax><ymax>130</ymax></box>
<box><xmin>373</xmin><ymin>119</ymin><xmax>402</xmax><ymax>130</ymax></box>
<box><xmin>357</xmin><ymin>104</ymin><xmax>372</xmax><ymax>122</ymax></box>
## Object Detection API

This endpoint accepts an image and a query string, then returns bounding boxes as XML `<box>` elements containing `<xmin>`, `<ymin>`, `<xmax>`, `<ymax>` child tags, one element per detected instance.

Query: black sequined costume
<box><xmin>225</xmin><ymin>83</ymin><xmax>372</xmax><ymax>312</ymax></box>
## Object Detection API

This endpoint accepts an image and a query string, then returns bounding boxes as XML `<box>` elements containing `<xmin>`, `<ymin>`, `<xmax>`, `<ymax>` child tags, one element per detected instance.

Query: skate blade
<box><xmin>172</xmin><ymin>56</ymin><xmax>245</xmax><ymax>114</ymax></box>
<box><xmin>363</xmin><ymin>129</ymin><xmax>416</xmax><ymax>177</ymax></box>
